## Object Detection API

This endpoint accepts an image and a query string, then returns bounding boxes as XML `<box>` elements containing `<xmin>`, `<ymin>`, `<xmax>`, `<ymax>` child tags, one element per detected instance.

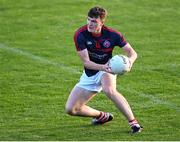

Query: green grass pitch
<box><xmin>0</xmin><ymin>0</ymin><xmax>180</xmax><ymax>141</ymax></box>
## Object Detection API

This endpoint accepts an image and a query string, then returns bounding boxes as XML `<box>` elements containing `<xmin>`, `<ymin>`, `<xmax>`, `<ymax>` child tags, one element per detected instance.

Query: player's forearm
<box><xmin>83</xmin><ymin>60</ymin><xmax>104</xmax><ymax>71</ymax></box>
<box><xmin>123</xmin><ymin>43</ymin><xmax>137</xmax><ymax>65</ymax></box>
<box><xmin>128</xmin><ymin>50</ymin><xmax>137</xmax><ymax>65</ymax></box>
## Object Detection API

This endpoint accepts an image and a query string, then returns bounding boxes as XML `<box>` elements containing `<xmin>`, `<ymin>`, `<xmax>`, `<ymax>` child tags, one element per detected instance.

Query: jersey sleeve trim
<box><xmin>74</xmin><ymin>25</ymin><xmax>87</xmax><ymax>51</ymax></box>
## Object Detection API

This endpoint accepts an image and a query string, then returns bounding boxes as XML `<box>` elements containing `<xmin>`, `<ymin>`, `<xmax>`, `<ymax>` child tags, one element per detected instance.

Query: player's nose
<box><xmin>88</xmin><ymin>22</ymin><xmax>93</xmax><ymax>26</ymax></box>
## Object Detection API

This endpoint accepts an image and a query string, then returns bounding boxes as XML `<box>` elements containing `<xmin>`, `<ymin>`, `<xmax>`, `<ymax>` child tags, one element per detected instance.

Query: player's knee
<box><xmin>103</xmin><ymin>87</ymin><xmax>117</xmax><ymax>97</ymax></box>
<box><xmin>65</xmin><ymin>104</ymin><xmax>75</xmax><ymax>115</ymax></box>
<box><xmin>65</xmin><ymin>104</ymin><xmax>80</xmax><ymax>116</ymax></box>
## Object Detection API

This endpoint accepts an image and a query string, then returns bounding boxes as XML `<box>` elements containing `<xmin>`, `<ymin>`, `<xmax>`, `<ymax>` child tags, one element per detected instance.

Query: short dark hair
<box><xmin>88</xmin><ymin>6</ymin><xmax>108</xmax><ymax>22</ymax></box>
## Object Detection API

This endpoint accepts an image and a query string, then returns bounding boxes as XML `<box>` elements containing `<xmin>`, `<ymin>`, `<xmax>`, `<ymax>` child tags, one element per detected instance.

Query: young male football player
<box><xmin>65</xmin><ymin>6</ymin><xmax>143</xmax><ymax>133</ymax></box>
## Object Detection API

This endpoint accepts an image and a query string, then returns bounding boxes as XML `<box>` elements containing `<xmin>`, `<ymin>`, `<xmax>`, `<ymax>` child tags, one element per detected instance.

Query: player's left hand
<box><xmin>104</xmin><ymin>62</ymin><xmax>113</xmax><ymax>73</ymax></box>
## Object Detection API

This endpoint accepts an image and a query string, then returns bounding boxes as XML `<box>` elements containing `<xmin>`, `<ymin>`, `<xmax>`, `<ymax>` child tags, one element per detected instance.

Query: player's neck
<box><xmin>92</xmin><ymin>32</ymin><xmax>102</xmax><ymax>37</ymax></box>
<box><xmin>91</xmin><ymin>28</ymin><xmax>102</xmax><ymax>37</ymax></box>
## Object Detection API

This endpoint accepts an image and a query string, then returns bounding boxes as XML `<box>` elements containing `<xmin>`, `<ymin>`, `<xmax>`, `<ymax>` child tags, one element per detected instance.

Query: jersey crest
<box><xmin>103</xmin><ymin>40</ymin><xmax>111</xmax><ymax>48</ymax></box>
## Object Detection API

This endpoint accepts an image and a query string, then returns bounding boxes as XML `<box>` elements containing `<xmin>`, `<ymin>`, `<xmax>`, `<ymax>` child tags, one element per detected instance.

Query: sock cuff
<box><xmin>96</xmin><ymin>112</ymin><xmax>106</xmax><ymax>120</ymax></box>
<box><xmin>129</xmin><ymin>119</ymin><xmax>138</xmax><ymax>126</ymax></box>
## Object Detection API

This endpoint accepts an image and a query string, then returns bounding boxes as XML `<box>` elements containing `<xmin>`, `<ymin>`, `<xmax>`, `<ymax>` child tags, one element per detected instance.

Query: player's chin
<box><xmin>87</xmin><ymin>27</ymin><xmax>95</xmax><ymax>32</ymax></box>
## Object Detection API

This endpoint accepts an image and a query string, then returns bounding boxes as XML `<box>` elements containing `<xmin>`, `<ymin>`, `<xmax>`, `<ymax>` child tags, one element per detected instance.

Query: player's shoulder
<box><xmin>103</xmin><ymin>25</ymin><xmax>123</xmax><ymax>37</ymax></box>
<box><xmin>74</xmin><ymin>25</ymin><xmax>87</xmax><ymax>41</ymax></box>
<box><xmin>74</xmin><ymin>25</ymin><xmax>88</xmax><ymax>36</ymax></box>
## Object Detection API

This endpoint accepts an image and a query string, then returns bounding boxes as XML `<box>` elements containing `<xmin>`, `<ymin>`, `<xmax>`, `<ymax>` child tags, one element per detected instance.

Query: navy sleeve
<box><xmin>115</xmin><ymin>32</ymin><xmax>127</xmax><ymax>47</ymax></box>
<box><xmin>74</xmin><ymin>32</ymin><xmax>86</xmax><ymax>51</ymax></box>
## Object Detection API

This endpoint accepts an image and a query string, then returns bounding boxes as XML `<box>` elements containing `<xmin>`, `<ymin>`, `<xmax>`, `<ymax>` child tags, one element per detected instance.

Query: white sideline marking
<box><xmin>1</xmin><ymin>43</ymin><xmax>179</xmax><ymax>112</ymax></box>
<box><xmin>122</xmin><ymin>87</ymin><xmax>180</xmax><ymax>112</ymax></box>
<box><xmin>0</xmin><ymin>43</ymin><xmax>81</xmax><ymax>75</ymax></box>
<box><xmin>139</xmin><ymin>93</ymin><xmax>180</xmax><ymax>112</ymax></box>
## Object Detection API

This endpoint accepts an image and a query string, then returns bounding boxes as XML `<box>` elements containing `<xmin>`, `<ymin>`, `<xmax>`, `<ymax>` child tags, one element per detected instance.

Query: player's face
<box><xmin>87</xmin><ymin>17</ymin><xmax>103</xmax><ymax>33</ymax></box>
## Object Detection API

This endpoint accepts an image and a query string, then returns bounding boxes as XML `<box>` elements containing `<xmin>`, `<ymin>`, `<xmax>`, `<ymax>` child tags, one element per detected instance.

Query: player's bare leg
<box><xmin>101</xmin><ymin>73</ymin><xmax>135</xmax><ymax>120</ymax></box>
<box><xmin>65</xmin><ymin>86</ymin><xmax>114</xmax><ymax>124</ymax></box>
<box><xmin>65</xmin><ymin>86</ymin><xmax>100</xmax><ymax>117</ymax></box>
<box><xmin>101</xmin><ymin>73</ymin><xmax>143</xmax><ymax>133</ymax></box>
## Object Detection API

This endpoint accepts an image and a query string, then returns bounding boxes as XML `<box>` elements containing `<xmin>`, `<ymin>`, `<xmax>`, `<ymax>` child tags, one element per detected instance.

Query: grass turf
<box><xmin>0</xmin><ymin>0</ymin><xmax>180</xmax><ymax>140</ymax></box>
